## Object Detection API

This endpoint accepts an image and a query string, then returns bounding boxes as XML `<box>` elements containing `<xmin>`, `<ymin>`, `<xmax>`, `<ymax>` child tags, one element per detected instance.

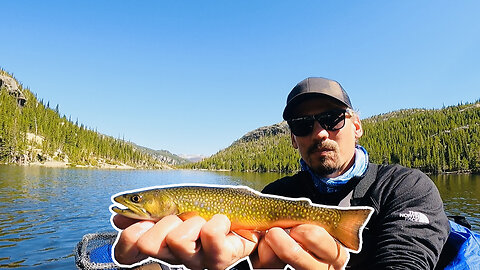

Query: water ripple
<box><xmin>0</xmin><ymin>166</ymin><xmax>478</xmax><ymax>268</ymax></box>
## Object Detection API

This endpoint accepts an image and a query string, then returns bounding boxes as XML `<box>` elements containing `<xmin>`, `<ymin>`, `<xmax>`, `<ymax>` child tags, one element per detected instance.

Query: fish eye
<box><xmin>130</xmin><ymin>194</ymin><xmax>142</xmax><ymax>203</ymax></box>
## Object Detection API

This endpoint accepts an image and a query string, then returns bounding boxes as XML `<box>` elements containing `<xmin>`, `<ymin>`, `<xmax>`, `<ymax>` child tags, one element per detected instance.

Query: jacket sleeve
<box><xmin>368</xmin><ymin>168</ymin><xmax>450</xmax><ymax>269</ymax></box>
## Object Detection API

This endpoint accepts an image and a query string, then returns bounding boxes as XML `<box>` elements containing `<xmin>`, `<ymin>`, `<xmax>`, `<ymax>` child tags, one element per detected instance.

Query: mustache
<box><xmin>307</xmin><ymin>141</ymin><xmax>338</xmax><ymax>155</ymax></box>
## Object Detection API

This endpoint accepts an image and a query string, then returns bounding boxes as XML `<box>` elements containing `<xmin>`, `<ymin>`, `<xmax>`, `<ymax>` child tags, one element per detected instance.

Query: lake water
<box><xmin>0</xmin><ymin>165</ymin><xmax>478</xmax><ymax>269</ymax></box>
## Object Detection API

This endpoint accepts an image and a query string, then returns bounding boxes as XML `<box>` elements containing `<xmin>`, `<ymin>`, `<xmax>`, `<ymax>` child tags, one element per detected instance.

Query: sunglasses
<box><xmin>287</xmin><ymin>109</ymin><xmax>353</xmax><ymax>136</ymax></box>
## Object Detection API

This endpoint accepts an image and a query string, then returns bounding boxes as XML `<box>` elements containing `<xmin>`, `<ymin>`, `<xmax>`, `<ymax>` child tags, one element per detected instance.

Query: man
<box><xmin>113</xmin><ymin>77</ymin><xmax>450</xmax><ymax>269</ymax></box>
<box><xmin>260</xmin><ymin>77</ymin><xmax>450</xmax><ymax>268</ymax></box>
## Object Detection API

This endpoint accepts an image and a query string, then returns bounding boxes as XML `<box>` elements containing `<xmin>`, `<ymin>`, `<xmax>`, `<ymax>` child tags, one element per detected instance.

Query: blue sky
<box><xmin>1</xmin><ymin>1</ymin><xmax>479</xmax><ymax>156</ymax></box>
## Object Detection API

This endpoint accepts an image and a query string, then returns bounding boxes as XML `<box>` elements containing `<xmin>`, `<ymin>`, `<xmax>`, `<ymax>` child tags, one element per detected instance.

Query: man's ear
<box><xmin>291</xmin><ymin>132</ymin><xmax>298</xmax><ymax>149</ymax></box>
<box><xmin>352</xmin><ymin>116</ymin><xmax>363</xmax><ymax>140</ymax></box>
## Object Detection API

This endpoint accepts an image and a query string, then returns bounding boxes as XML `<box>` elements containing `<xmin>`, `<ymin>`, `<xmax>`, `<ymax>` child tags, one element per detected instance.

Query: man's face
<box><xmin>290</xmin><ymin>97</ymin><xmax>363</xmax><ymax>177</ymax></box>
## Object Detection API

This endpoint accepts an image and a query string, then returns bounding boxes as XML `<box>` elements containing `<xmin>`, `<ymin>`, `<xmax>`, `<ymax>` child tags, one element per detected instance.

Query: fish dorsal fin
<box><xmin>295</xmin><ymin>199</ymin><xmax>311</xmax><ymax>206</ymax></box>
<box><xmin>233</xmin><ymin>186</ymin><xmax>259</xmax><ymax>196</ymax></box>
<box><xmin>267</xmin><ymin>194</ymin><xmax>312</xmax><ymax>206</ymax></box>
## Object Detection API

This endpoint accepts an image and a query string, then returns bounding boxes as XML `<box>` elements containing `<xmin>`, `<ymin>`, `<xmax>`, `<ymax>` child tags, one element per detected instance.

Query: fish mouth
<box><xmin>111</xmin><ymin>196</ymin><xmax>153</xmax><ymax>220</ymax></box>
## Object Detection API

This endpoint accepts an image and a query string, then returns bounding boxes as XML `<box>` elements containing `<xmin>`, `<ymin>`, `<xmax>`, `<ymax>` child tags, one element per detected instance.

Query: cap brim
<box><xmin>283</xmin><ymin>92</ymin><xmax>350</xmax><ymax>120</ymax></box>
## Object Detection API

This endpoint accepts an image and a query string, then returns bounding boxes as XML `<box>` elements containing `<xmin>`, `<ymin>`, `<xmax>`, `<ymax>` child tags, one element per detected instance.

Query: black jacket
<box><xmin>261</xmin><ymin>163</ymin><xmax>450</xmax><ymax>269</ymax></box>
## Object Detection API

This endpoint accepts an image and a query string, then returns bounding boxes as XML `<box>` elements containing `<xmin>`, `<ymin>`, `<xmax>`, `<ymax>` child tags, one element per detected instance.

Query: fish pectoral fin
<box><xmin>178</xmin><ymin>211</ymin><xmax>199</xmax><ymax>221</ymax></box>
<box><xmin>232</xmin><ymin>229</ymin><xmax>258</xmax><ymax>243</ymax></box>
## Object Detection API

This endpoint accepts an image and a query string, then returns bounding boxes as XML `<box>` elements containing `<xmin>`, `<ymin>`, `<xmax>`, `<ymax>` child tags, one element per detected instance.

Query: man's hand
<box><xmin>252</xmin><ymin>224</ymin><xmax>349</xmax><ymax>270</ymax></box>
<box><xmin>112</xmin><ymin>214</ymin><xmax>259</xmax><ymax>270</ymax></box>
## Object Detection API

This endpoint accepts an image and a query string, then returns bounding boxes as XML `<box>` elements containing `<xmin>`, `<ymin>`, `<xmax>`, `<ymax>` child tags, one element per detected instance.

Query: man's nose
<box><xmin>311</xmin><ymin>121</ymin><xmax>329</xmax><ymax>139</ymax></box>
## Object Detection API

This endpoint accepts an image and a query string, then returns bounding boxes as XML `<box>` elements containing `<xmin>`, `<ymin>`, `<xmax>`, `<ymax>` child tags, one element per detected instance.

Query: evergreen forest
<box><xmin>0</xmin><ymin>70</ymin><xmax>167</xmax><ymax>168</ymax></box>
<box><xmin>186</xmin><ymin>102</ymin><xmax>480</xmax><ymax>174</ymax></box>
<box><xmin>2</xmin><ymin>68</ymin><xmax>479</xmax><ymax>174</ymax></box>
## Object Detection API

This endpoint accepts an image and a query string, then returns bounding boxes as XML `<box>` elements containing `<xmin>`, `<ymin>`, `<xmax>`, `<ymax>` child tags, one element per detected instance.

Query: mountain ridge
<box><xmin>186</xmin><ymin>101</ymin><xmax>480</xmax><ymax>174</ymax></box>
<box><xmin>2</xmin><ymin>67</ymin><xmax>479</xmax><ymax>173</ymax></box>
<box><xmin>0</xmin><ymin>69</ymin><xmax>186</xmax><ymax>169</ymax></box>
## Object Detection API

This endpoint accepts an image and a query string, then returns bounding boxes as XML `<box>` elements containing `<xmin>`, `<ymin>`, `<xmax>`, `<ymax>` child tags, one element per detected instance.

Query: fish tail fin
<box><xmin>327</xmin><ymin>208</ymin><xmax>373</xmax><ymax>253</ymax></box>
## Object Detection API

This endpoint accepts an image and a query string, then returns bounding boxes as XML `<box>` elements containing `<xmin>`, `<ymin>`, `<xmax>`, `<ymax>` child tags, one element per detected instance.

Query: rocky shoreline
<box><xmin>26</xmin><ymin>160</ymin><xmax>137</xmax><ymax>170</ymax></box>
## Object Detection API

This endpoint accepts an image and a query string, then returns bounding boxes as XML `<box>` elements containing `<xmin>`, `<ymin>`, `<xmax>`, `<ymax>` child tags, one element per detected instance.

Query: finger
<box><xmin>113</xmin><ymin>221</ymin><xmax>154</xmax><ymax>265</ymax></box>
<box><xmin>201</xmin><ymin>214</ymin><xmax>230</xmax><ymax>254</ymax></box>
<box><xmin>289</xmin><ymin>224</ymin><xmax>349</xmax><ymax>268</ymax></box>
<box><xmin>201</xmin><ymin>214</ymin><xmax>259</xmax><ymax>269</ymax></box>
<box><xmin>251</xmin><ymin>234</ymin><xmax>286</xmax><ymax>269</ymax></box>
<box><xmin>112</xmin><ymin>214</ymin><xmax>141</xmax><ymax>230</ymax></box>
<box><xmin>136</xmin><ymin>215</ymin><xmax>183</xmax><ymax>264</ymax></box>
<box><xmin>165</xmin><ymin>215</ymin><xmax>207</xmax><ymax>269</ymax></box>
<box><xmin>265</xmin><ymin>227</ymin><xmax>326</xmax><ymax>270</ymax></box>
<box><xmin>200</xmin><ymin>214</ymin><xmax>231</xmax><ymax>269</ymax></box>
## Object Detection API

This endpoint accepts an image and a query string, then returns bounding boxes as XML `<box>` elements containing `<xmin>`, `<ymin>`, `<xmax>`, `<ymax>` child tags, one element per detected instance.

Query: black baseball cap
<box><xmin>283</xmin><ymin>77</ymin><xmax>353</xmax><ymax>120</ymax></box>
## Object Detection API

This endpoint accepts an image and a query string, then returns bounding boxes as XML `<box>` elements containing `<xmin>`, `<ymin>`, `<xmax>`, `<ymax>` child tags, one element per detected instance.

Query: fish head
<box><xmin>111</xmin><ymin>189</ymin><xmax>178</xmax><ymax>221</ymax></box>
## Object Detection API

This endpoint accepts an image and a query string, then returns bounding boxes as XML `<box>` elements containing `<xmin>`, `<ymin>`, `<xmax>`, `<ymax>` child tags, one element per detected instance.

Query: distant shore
<box><xmin>3</xmin><ymin>161</ymin><xmax>476</xmax><ymax>174</ymax></box>
<box><xmin>25</xmin><ymin>160</ymin><xmax>137</xmax><ymax>170</ymax></box>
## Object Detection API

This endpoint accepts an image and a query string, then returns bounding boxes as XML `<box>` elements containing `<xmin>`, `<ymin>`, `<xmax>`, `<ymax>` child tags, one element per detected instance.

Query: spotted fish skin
<box><xmin>111</xmin><ymin>185</ymin><xmax>373</xmax><ymax>252</ymax></box>
<box><xmin>166</xmin><ymin>186</ymin><xmax>342</xmax><ymax>230</ymax></box>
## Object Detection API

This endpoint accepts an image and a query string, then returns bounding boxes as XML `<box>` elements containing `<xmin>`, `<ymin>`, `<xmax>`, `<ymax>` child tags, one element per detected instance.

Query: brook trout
<box><xmin>111</xmin><ymin>184</ymin><xmax>373</xmax><ymax>252</ymax></box>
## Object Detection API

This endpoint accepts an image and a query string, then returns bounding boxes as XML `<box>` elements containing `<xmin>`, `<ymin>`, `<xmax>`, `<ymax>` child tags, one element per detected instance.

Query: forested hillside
<box><xmin>134</xmin><ymin>145</ymin><xmax>190</xmax><ymax>165</ymax></box>
<box><xmin>188</xmin><ymin>122</ymin><xmax>300</xmax><ymax>172</ymax></box>
<box><xmin>187</xmin><ymin>102</ymin><xmax>480</xmax><ymax>174</ymax></box>
<box><xmin>361</xmin><ymin>104</ymin><xmax>480</xmax><ymax>173</ymax></box>
<box><xmin>3</xmin><ymin>67</ymin><xmax>478</xmax><ymax>173</ymax></box>
<box><xmin>0</xmin><ymin>69</ymin><xmax>170</xmax><ymax>168</ymax></box>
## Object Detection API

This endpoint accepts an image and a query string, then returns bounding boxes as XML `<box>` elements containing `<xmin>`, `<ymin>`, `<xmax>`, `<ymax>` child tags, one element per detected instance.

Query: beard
<box><xmin>306</xmin><ymin>140</ymin><xmax>341</xmax><ymax>177</ymax></box>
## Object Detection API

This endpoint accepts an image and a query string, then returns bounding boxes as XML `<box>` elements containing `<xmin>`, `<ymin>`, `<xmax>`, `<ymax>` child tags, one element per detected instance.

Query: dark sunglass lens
<box><xmin>317</xmin><ymin>111</ymin><xmax>346</xmax><ymax>131</ymax></box>
<box><xmin>288</xmin><ymin>118</ymin><xmax>314</xmax><ymax>136</ymax></box>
